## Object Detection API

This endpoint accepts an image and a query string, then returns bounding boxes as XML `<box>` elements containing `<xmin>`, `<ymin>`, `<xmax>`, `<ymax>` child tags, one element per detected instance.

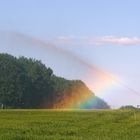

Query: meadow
<box><xmin>0</xmin><ymin>109</ymin><xmax>140</xmax><ymax>140</ymax></box>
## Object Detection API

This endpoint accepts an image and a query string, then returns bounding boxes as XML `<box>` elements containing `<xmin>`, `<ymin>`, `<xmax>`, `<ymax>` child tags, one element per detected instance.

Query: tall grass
<box><xmin>0</xmin><ymin>109</ymin><xmax>140</xmax><ymax>140</ymax></box>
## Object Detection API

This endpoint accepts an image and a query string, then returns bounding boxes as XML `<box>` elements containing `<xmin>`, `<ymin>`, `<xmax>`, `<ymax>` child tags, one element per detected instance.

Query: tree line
<box><xmin>0</xmin><ymin>53</ymin><xmax>110</xmax><ymax>109</ymax></box>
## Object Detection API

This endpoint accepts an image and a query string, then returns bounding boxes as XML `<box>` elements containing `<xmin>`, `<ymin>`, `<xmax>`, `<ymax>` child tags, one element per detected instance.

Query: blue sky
<box><xmin>1</xmin><ymin>0</ymin><xmax>140</xmax><ymax>37</ymax></box>
<box><xmin>0</xmin><ymin>0</ymin><xmax>140</xmax><ymax>108</ymax></box>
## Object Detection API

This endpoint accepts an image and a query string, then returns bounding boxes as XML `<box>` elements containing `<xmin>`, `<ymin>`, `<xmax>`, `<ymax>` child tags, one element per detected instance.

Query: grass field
<box><xmin>0</xmin><ymin>109</ymin><xmax>140</xmax><ymax>140</ymax></box>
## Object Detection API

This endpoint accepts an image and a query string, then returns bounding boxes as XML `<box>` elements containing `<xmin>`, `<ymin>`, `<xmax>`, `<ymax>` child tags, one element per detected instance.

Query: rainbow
<box><xmin>1</xmin><ymin>31</ymin><xmax>120</xmax><ymax>109</ymax></box>
<box><xmin>15</xmin><ymin>31</ymin><xmax>119</xmax><ymax>109</ymax></box>
<box><xmin>52</xmin><ymin>74</ymin><xmax>119</xmax><ymax>109</ymax></box>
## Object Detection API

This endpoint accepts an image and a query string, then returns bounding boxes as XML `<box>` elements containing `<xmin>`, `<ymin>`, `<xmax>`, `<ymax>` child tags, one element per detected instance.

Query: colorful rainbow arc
<box><xmin>4</xmin><ymin>31</ymin><xmax>140</xmax><ymax>109</ymax></box>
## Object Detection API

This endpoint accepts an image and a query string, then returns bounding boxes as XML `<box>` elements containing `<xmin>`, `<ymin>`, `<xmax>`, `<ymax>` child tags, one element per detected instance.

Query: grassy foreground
<box><xmin>0</xmin><ymin>110</ymin><xmax>140</xmax><ymax>140</ymax></box>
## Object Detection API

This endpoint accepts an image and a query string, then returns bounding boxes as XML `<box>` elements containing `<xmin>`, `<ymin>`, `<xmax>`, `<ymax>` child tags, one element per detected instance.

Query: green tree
<box><xmin>0</xmin><ymin>53</ymin><xmax>110</xmax><ymax>109</ymax></box>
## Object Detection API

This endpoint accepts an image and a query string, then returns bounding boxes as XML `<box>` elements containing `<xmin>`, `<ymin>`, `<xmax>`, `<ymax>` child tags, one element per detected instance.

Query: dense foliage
<box><xmin>120</xmin><ymin>105</ymin><xmax>137</xmax><ymax>110</ymax></box>
<box><xmin>0</xmin><ymin>53</ymin><xmax>110</xmax><ymax>109</ymax></box>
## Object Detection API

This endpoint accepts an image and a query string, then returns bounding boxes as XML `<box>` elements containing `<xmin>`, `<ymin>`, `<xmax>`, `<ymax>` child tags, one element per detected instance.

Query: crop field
<box><xmin>0</xmin><ymin>109</ymin><xmax>140</xmax><ymax>140</ymax></box>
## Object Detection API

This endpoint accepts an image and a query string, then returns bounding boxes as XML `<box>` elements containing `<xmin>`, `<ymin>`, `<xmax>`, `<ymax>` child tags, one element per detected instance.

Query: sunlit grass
<box><xmin>0</xmin><ymin>109</ymin><xmax>140</xmax><ymax>140</ymax></box>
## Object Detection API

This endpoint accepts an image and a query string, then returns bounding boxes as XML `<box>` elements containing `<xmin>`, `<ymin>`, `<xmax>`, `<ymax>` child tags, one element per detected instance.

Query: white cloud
<box><xmin>89</xmin><ymin>36</ymin><xmax>140</xmax><ymax>46</ymax></box>
<box><xmin>53</xmin><ymin>36</ymin><xmax>140</xmax><ymax>46</ymax></box>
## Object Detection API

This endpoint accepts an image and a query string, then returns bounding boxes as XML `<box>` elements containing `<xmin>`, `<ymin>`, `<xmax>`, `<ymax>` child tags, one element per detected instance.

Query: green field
<box><xmin>0</xmin><ymin>110</ymin><xmax>140</xmax><ymax>140</ymax></box>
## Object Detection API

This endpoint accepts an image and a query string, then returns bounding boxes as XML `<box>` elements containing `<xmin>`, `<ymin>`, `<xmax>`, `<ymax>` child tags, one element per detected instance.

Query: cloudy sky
<box><xmin>0</xmin><ymin>0</ymin><xmax>140</xmax><ymax>108</ymax></box>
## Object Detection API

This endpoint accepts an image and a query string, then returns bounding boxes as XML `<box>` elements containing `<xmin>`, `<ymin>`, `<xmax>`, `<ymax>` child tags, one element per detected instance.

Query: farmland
<box><xmin>0</xmin><ymin>109</ymin><xmax>140</xmax><ymax>140</ymax></box>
